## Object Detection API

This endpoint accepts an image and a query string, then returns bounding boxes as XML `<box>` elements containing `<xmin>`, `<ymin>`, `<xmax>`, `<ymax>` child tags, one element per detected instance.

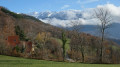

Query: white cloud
<box><xmin>77</xmin><ymin>0</ymin><xmax>99</xmax><ymax>4</ymax></box>
<box><xmin>65</xmin><ymin>10</ymin><xmax>77</xmax><ymax>19</ymax></box>
<box><xmin>28</xmin><ymin>11</ymin><xmax>39</xmax><ymax>18</ymax></box>
<box><xmin>96</xmin><ymin>4</ymin><xmax>120</xmax><ymax>22</ymax></box>
<box><xmin>41</xmin><ymin>18</ymin><xmax>72</xmax><ymax>27</ymax></box>
<box><xmin>97</xmin><ymin>4</ymin><xmax>120</xmax><ymax>16</ymax></box>
<box><xmin>61</xmin><ymin>5</ymin><xmax>70</xmax><ymax>9</ymax></box>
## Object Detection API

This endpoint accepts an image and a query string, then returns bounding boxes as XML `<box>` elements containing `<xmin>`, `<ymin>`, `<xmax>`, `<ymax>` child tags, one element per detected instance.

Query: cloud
<box><xmin>96</xmin><ymin>4</ymin><xmax>120</xmax><ymax>22</ymax></box>
<box><xmin>97</xmin><ymin>4</ymin><xmax>120</xmax><ymax>16</ymax></box>
<box><xmin>61</xmin><ymin>5</ymin><xmax>70</xmax><ymax>9</ymax></box>
<box><xmin>41</xmin><ymin>17</ymin><xmax>98</xmax><ymax>27</ymax></box>
<box><xmin>41</xmin><ymin>18</ymin><xmax>72</xmax><ymax>27</ymax></box>
<box><xmin>77</xmin><ymin>0</ymin><xmax>99</xmax><ymax>4</ymax></box>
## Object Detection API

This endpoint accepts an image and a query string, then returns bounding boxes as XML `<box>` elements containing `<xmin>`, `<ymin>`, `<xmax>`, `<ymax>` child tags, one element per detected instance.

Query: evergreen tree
<box><xmin>15</xmin><ymin>26</ymin><xmax>27</xmax><ymax>41</ymax></box>
<box><xmin>61</xmin><ymin>31</ymin><xmax>67</xmax><ymax>61</ymax></box>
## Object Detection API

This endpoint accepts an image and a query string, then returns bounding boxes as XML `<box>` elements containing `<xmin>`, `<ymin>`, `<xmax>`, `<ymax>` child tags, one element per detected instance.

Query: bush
<box><xmin>45</xmin><ymin>39</ymin><xmax>63</xmax><ymax>61</ymax></box>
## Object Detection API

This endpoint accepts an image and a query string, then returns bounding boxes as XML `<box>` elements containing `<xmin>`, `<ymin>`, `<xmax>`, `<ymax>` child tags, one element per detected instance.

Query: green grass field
<box><xmin>0</xmin><ymin>55</ymin><xmax>120</xmax><ymax>67</ymax></box>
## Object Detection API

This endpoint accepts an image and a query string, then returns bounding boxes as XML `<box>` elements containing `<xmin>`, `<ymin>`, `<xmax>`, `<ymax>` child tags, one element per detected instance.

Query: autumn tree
<box><xmin>94</xmin><ymin>8</ymin><xmax>112</xmax><ymax>63</ymax></box>
<box><xmin>0</xmin><ymin>40</ymin><xmax>6</xmax><ymax>55</ymax></box>
<box><xmin>35</xmin><ymin>32</ymin><xmax>51</xmax><ymax>59</ymax></box>
<box><xmin>36</xmin><ymin>32</ymin><xmax>50</xmax><ymax>46</ymax></box>
<box><xmin>46</xmin><ymin>38</ymin><xmax>62</xmax><ymax>61</ymax></box>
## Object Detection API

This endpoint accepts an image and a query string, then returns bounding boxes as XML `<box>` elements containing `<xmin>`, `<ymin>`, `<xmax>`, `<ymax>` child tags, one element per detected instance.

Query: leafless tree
<box><xmin>94</xmin><ymin>8</ymin><xmax>112</xmax><ymax>63</ymax></box>
<box><xmin>70</xmin><ymin>20</ymin><xmax>82</xmax><ymax>32</ymax></box>
<box><xmin>70</xmin><ymin>20</ymin><xmax>85</xmax><ymax>62</ymax></box>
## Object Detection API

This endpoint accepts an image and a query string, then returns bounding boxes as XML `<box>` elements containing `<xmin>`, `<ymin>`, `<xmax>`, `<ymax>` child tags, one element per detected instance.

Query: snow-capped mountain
<box><xmin>28</xmin><ymin>10</ymin><xmax>83</xmax><ymax>20</ymax></box>
<box><xmin>27</xmin><ymin>4</ymin><xmax>120</xmax><ymax>40</ymax></box>
<box><xmin>28</xmin><ymin>9</ymin><xmax>96</xmax><ymax>27</ymax></box>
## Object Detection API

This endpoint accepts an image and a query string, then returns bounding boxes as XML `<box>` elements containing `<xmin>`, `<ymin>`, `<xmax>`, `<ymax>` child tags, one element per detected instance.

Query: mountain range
<box><xmin>28</xmin><ymin>10</ymin><xmax>120</xmax><ymax>40</ymax></box>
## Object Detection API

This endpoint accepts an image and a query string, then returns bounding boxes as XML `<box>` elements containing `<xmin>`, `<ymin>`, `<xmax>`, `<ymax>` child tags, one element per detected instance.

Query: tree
<box><xmin>94</xmin><ymin>8</ymin><xmax>112</xmax><ymax>63</ymax></box>
<box><xmin>70</xmin><ymin>21</ymin><xmax>85</xmax><ymax>62</ymax></box>
<box><xmin>15</xmin><ymin>26</ymin><xmax>28</xmax><ymax>41</ymax></box>
<box><xmin>35</xmin><ymin>32</ymin><xmax>51</xmax><ymax>59</ymax></box>
<box><xmin>70</xmin><ymin>21</ymin><xmax>82</xmax><ymax>32</ymax></box>
<box><xmin>36</xmin><ymin>32</ymin><xmax>50</xmax><ymax>46</ymax></box>
<box><xmin>0</xmin><ymin>40</ymin><xmax>6</xmax><ymax>55</ymax></box>
<box><xmin>61</xmin><ymin>31</ymin><xmax>67</xmax><ymax>61</ymax></box>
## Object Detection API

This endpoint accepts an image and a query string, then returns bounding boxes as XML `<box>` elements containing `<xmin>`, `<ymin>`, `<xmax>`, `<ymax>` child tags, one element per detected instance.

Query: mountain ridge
<box><xmin>28</xmin><ymin>10</ymin><xmax>120</xmax><ymax>40</ymax></box>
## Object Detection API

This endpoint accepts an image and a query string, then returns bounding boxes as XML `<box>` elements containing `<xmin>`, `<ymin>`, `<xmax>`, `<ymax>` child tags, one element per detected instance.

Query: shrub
<box><xmin>45</xmin><ymin>38</ymin><xmax>63</xmax><ymax>61</ymax></box>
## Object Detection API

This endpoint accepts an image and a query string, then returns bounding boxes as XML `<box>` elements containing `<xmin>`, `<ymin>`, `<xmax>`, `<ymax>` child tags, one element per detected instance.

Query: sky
<box><xmin>0</xmin><ymin>0</ymin><xmax>120</xmax><ymax>13</ymax></box>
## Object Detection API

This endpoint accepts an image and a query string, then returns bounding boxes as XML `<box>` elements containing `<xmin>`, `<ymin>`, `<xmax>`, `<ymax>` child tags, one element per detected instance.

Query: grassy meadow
<box><xmin>0</xmin><ymin>55</ymin><xmax>120</xmax><ymax>67</ymax></box>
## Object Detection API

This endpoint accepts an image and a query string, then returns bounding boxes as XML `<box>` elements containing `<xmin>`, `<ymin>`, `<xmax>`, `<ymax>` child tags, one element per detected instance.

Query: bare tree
<box><xmin>70</xmin><ymin>20</ymin><xmax>85</xmax><ymax>62</ymax></box>
<box><xmin>94</xmin><ymin>8</ymin><xmax>112</xmax><ymax>63</ymax></box>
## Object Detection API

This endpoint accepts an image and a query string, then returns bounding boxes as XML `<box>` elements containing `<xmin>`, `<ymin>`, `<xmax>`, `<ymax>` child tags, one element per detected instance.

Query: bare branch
<box><xmin>94</xmin><ymin>8</ymin><xmax>113</xmax><ymax>63</ymax></box>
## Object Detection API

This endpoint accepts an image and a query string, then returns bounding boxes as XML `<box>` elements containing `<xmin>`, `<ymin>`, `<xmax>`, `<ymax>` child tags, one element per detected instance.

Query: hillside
<box><xmin>0</xmin><ymin>6</ymin><xmax>120</xmax><ymax>64</ymax></box>
<box><xmin>0</xmin><ymin>7</ymin><xmax>63</xmax><ymax>40</ymax></box>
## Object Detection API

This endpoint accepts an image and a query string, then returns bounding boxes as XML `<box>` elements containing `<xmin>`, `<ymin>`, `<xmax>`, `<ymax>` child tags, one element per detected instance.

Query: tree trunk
<box><xmin>63</xmin><ymin>42</ymin><xmax>65</xmax><ymax>61</ymax></box>
<box><xmin>80</xmin><ymin>44</ymin><xmax>84</xmax><ymax>62</ymax></box>
<box><xmin>81</xmin><ymin>50</ymin><xmax>84</xmax><ymax>62</ymax></box>
<box><xmin>99</xmin><ymin>28</ymin><xmax>104</xmax><ymax>63</ymax></box>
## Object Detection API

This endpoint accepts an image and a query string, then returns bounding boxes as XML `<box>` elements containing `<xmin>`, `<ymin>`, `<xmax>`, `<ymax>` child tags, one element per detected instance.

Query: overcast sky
<box><xmin>0</xmin><ymin>0</ymin><xmax>120</xmax><ymax>13</ymax></box>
